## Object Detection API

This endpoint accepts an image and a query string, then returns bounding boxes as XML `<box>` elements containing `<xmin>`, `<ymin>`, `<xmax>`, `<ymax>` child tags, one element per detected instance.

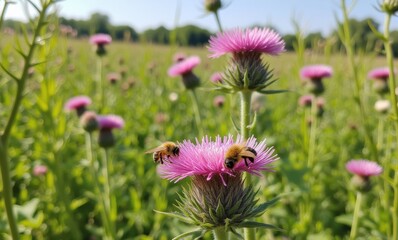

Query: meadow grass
<box><xmin>0</xmin><ymin>32</ymin><xmax>396</xmax><ymax>239</ymax></box>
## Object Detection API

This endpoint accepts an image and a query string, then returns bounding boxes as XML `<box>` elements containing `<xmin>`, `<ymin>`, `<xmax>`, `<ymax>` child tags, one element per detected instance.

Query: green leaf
<box><xmin>236</xmin><ymin>221</ymin><xmax>282</xmax><ymax>231</ymax></box>
<box><xmin>335</xmin><ymin>214</ymin><xmax>353</xmax><ymax>226</ymax></box>
<box><xmin>229</xmin><ymin>227</ymin><xmax>244</xmax><ymax>239</ymax></box>
<box><xmin>172</xmin><ymin>228</ymin><xmax>203</xmax><ymax>240</ymax></box>
<box><xmin>153</xmin><ymin>210</ymin><xmax>194</xmax><ymax>224</ymax></box>
<box><xmin>368</xmin><ymin>20</ymin><xmax>386</xmax><ymax>41</ymax></box>
<box><xmin>70</xmin><ymin>198</ymin><xmax>88</xmax><ymax>210</ymax></box>
<box><xmin>258</xmin><ymin>89</ymin><xmax>288</xmax><ymax>95</ymax></box>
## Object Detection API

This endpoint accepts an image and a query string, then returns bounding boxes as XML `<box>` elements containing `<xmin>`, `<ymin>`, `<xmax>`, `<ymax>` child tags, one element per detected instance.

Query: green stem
<box><xmin>189</xmin><ymin>89</ymin><xmax>204</xmax><ymax>137</ymax></box>
<box><xmin>101</xmin><ymin>148</ymin><xmax>117</xmax><ymax>239</ymax></box>
<box><xmin>340</xmin><ymin>0</ymin><xmax>378</xmax><ymax>162</ymax></box>
<box><xmin>213</xmin><ymin>227</ymin><xmax>229</xmax><ymax>240</ymax></box>
<box><xmin>239</xmin><ymin>90</ymin><xmax>255</xmax><ymax>240</ymax></box>
<box><xmin>97</xmin><ymin>57</ymin><xmax>104</xmax><ymax>113</ymax></box>
<box><xmin>383</xmin><ymin>12</ymin><xmax>398</xmax><ymax>240</ymax></box>
<box><xmin>0</xmin><ymin>141</ymin><xmax>19</xmax><ymax>240</ymax></box>
<box><xmin>0</xmin><ymin>1</ymin><xmax>11</xmax><ymax>31</ymax></box>
<box><xmin>214</xmin><ymin>11</ymin><xmax>223</xmax><ymax>32</ymax></box>
<box><xmin>350</xmin><ymin>191</ymin><xmax>362</xmax><ymax>240</ymax></box>
<box><xmin>86</xmin><ymin>133</ymin><xmax>114</xmax><ymax>239</ymax></box>
<box><xmin>0</xmin><ymin>3</ymin><xmax>52</xmax><ymax>239</ymax></box>
<box><xmin>307</xmin><ymin>98</ymin><xmax>317</xmax><ymax>167</ymax></box>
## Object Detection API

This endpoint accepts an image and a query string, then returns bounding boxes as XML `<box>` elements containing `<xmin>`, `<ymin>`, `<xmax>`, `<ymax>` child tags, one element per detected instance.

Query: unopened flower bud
<box><xmin>80</xmin><ymin>111</ymin><xmax>99</xmax><ymax>132</ymax></box>
<box><xmin>374</xmin><ymin>99</ymin><xmax>391</xmax><ymax>114</ymax></box>
<box><xmin>350</xmin><ymin>175</ymin><xmax>371</xmax><ymax>192</ymax></box>
<box><xmin>182</xmin><ymin>72</ymin><xmax>200</xmax><ymax>90</ymax></box>
<box><xmin>205</xmin><ymin>0</ymin><xmax>222</xmax><ymax>13</ymax></box>
<box><xmin>381</xmin><ymin>0</ymin><xmax>398</xmax><ymax>14</ymax></box>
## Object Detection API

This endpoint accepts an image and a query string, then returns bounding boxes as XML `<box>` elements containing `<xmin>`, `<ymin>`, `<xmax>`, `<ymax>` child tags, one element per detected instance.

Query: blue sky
<box><xmin>5</xmin><ymin>0</ymin><xmax>398</xmax><ymax>35</ymax></box>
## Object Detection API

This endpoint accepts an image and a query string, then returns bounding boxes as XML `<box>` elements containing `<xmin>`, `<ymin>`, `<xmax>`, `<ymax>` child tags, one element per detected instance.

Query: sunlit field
<box><xmin>1</xmin><ymin>1</ymin><xmax>398</xmax><ymax>240</ymax></box>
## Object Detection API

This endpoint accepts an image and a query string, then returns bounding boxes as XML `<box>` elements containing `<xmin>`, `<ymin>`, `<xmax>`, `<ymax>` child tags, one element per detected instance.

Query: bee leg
<box><xmin>160</xmin><ymin>153</ymin><xmax>164</xmax><ymax>164</ymax></box>
<box><xmin>167</xmin><ymin>155</ymin><xmax>173</xmax><ymax>163</ymax></box>
<box><xmin>244</xmin><ymin>158</ymin><xmax>249</xmax><ymax>167</ymax></box>
<box><xmin>248</xmin><ymin>157</ymin><xmax>254</xmax><ymax>163</ymax></box>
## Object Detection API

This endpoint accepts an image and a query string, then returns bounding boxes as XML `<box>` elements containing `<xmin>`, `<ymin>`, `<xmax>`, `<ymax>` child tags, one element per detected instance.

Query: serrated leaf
<box><xmin>154</xmin><ymin>210</ymin><xmax>194</xmax><ymax>224</ymax></box>
<box><xmin>229</xmin><ymin>227</ymin><xmax>244</xmax><ymax>239</ymax></box>
<box><xmin>236</xmin><ymin>221</ymin><xmax>282</xmax><ymax>231</ymax></box>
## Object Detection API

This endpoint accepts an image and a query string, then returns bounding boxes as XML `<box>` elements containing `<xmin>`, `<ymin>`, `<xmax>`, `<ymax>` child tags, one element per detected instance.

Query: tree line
<box><xmin>4</xmin><ymin>12</ymin><xmax>398</xmax><ymax>55</ymax></box>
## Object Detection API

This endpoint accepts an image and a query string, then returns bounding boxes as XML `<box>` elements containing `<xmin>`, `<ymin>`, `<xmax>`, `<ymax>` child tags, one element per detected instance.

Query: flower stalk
<box><xmin>213</xmin><ymin>227</ymin><xmax>229</xmax><ymax>240</ymax></box>
<box><xmin>340</xmin><ymin>0</ymin><xmax>378</xmax><ymax>162</ymax></box>
<box><xmin>350</xmin><ymin>191</ymin><xmax>362</xmax><ymax>240</ymax></box>
<box><xmin>0</xmin><ymin>1</ymin><xmax>54</xmax><ymax>239</ymax></box>
<box><xmin>189</xmin><ymin>89</ymin><xmax>204</xmax><ymax>137</ymax></box>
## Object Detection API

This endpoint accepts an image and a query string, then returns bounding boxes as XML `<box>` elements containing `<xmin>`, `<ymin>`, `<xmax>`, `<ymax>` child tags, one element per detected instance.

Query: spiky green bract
<box><xmin>163</xmin><ymin>174</ymin><xmax>280</xmax><ymax>239</ymax></box>
<box><xmin>215</xmin><ymin>53</ymin><xmax>278</xmax><ymax>94</ymax></box>
<box><xmin>381</xmin><ymin>0</ymin><xmax>398</xmax><ymax>15</ymax></box>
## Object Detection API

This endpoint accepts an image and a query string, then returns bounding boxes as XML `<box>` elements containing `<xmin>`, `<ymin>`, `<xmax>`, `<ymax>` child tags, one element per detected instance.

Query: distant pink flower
<box><xmin>368</xmin><ymin>67</ymin><xmax>391</xmax><ymax>80</ymax></box>
<box><xmin>98</xmin><ymin>115</ymin><xmax>124</xmax><ymax>130</ymax></box>
<box><xmin>300</xmin><ymin>65</ymin><xmax>333</xmax><ymax>80</ymax></box>
<box><xmin>33</xmin><ymin>165</ymin><xmax>47</xmax><ymax>176</ymax></box>
<box><xmin>173</xmin><ymin>52</ymin><xmax>186</xmax><ymax>63</ymax></box>
<box><xmin>208</xmin><ymin>28</ymin><xmax>285</xmax><ymax>58</ymax></box>
<box><xmin>213</xmin><ymin>95</ymin><xmax>225</xmax><ymax>107</ymax></box>
<box><xmin>157</xmin><ymin>135</ymin><xmax>277</xmax><ymax>185</ymax></box>
<box><xmin>298</xmin><ymin>95</ymin><xmax>314</xmax><ymax>107</ymax></box>
<box><xmin>346</xmin><ymin>160</ymin><xmax>383</xmax><ymax>177</ymax></box>
<box><xmin>107</xmin><ymin>72</ymin><xmax>121</xmax><ymax>83</ymax></box>
<box><xmin>168</xmin><ymin>56</ymin><xmax>201</xmax><ymax>77</ymax></box>
<box><xmin>89</xmin><ymin>33</ymin><xmax>112</xmax><ymax>45</ymax></box>
<box><xmin>64</xmin><ymin>96</ymin><xmax>91</xmax><ymax>112</ymax></box>
<box><xmin>210</xmin><ymin>72</ymin><xmax>223</xmax><ymax>83</ymax></box>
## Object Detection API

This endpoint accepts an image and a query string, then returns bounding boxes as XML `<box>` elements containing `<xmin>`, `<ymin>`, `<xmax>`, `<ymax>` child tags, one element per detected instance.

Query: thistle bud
<box><xmin>381</xmin><ymin>0</ymin><xmax>398</xmax><ymax>14</ymax></box>
<box><xmin>205</xmin><ymin>0</ymin><xmax>222</xmax><ymax>13</ymax></box>
<box><xmin>80</xmin><ymin>111</ymin><xmax>99</xmax><ymax>132</ymax></box>
<box><xmin>182</xmin><ymin>72</ymin><xmax>201</xmax><ymax>90</ymax></box>
<box><xmin>350</xmin><ymin>175</ymin><xmax>372</xmax><ymax>193</ymax></box>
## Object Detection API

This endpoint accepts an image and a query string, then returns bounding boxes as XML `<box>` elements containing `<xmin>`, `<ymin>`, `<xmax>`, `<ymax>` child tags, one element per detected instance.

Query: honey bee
<box><xmin>224</xmin><ymin>143</ymin><xmax>257</xmax><ymax>169</ymax></box>
<box><xmin>145</xmin><ymin>141</ymin><xmax>180</xmax><ymax>164</ymax></box>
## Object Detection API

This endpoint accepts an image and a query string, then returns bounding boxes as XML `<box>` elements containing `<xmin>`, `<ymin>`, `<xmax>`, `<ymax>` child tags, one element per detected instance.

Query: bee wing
<box><xmin>145</xmin><ymin>146</ymin><xmax>167</xmax><ymax>154</ymax></box>
<box><xmin>240</xmin><ymin>150</ymin><xmax>257</xmax><ymax>159</ymax></box>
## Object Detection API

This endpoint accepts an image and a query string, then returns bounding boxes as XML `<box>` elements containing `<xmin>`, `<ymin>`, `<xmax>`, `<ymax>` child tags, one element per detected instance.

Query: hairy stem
<box><xmin>213</xmin><ymin>227</ymin><xmax>229</xmax><ymax>240</ymax></box>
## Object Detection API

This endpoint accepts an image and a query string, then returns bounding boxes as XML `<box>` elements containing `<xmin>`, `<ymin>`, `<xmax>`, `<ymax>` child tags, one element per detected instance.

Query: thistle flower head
<box><xmin>168</xmin><ymin>56</ymin><xmax>201</xmax><ymax>89</ymax></box>
<box><xmin>346</xmin><ymin>159</ymin><xmax>383</xmax><ymax>177</ymax></box>
<box><xmin>346</xmin><ymin>159</ymin><xmax>382</xmax><ymax>192</ymax></box>
<box><xmin>97</xmin><ymin>115</ymin><xmax>124</xmax><ymax>148</ymax></box>
<box><xmin>213</xmin><ymin>95</ymin><xmax>225</xmax><ymax>108</ymax></box>
<box><xmin>64</xmin><ymin>96</ymin><xmax>92</xmax><ymax>117</ymax></box>
<box><xmin>298</xmin><ymin>95</ymin><xmax>314</xmax><ymax>107</ymax></box>
<box><xmin>33</xmin><ymin>165</ymin><xmax>48</xmax><ymax>176</ymax></box>
<box><xmin>98</xmin><ymin>115</ymin><xmax>124</xmax><ymax>130</ymax></box>
<box><xmin>368</xmin><ymin>67</ymin><xmax>391</xmax><ymax>81</ymax></box>
<box><xmin>380</xmin><ymin>0</ymin><xmax>398</xmax><ymax>15</ymax></box>
<box><xmin>168</xmin><ymin>56</ymin><xmax>201</xmax><ymax>76</ymax></box>
<box><xmin>208</xmin><ymin>28</ymin><xmax>285</xmax><ymax>58</ymax></box>
<box><xmin>89</xmin><ymin>33</ymin><xmax>112</xmax><ymax>45</ymax></box>
<box><xmin>107</xmin><ymin>72</ymin><xmax>121</xmax><ymax>84</ymax></box>
<box><xmin>210</xmin><ymin>72</ymin><xmax>223</xmax><ymax>83</ymax></box>
<box><xmin>300</xmin><ymin>65</ymin><xmax>333</xmax><ymax>81</ymax></box>
<box><xmin>173</xmin><ymin>52</ymin><xmax>187</xmax><ymax>63</ymax></box>
<box><xmin>157</xmin><ymin>135</ymin><xmax>277</xmax><ymax>185</ymax></box>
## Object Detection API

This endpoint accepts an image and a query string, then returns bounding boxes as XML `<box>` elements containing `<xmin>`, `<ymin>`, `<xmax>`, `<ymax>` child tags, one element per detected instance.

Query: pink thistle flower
<box><xmin>157</xmin><ymin>135</ymin><xmax>277</xmax><ymax>186</ymax></box>
<box><xmin>300</xmin><ymin>64</ymin><xmax>333</xmax><ymax>80</ymax></box>
<box><xmin>298</xmin><ymin>95</ymin><xmax>314</xmax><ymax>107</ymax></box>
<box><xmin>97</xmin><ymin>115</ymin><xmax>124</xmax><ymax>130</ymax></box>
<box><xmin>210</xmin><ymin>72</ymin><xmax>223</xmax><ymax>83</ymax></box>
<box><xmin>33</xmin><ymin>165</ymin><xmax>48</xmax><ymax>176</ymax></box>
<box><xmin>168</xmin><ymin>56</ymin><xmax>201</xmax><ymax>77</ymax></box>
<box><xmin>367</xmin><ymin>67</ymin><xmax>394</xmax><ymax>81</ymax></box>
<box><xmin>89</xmin><ymin>33</ymin><xmax>112</xmax><ymax>45</ymax></box>
<box><xmin>173</xmin><ymin>52</ymin><xmax>186</xmax><ymax>63</ymax></box>
<box><xmin>208</xmin><ymin>27</ymin><xmax>285</xmax><ymax>58</ymax></box>
<box><xmin>346</xmin><ymin>159</ymin><xmax>383</xmax><ymax>177</ymax></box>
<box><xmin>64</xmin><ymin>96</ymin><xmax>92</xmax><ymax>116</ymax></box>
<box><xmin>213</xmin><ymin>95</ymin><xmax>225</xmax><ymax>107</ymax></box>
<box><xmin>107</xmin><ymin>72</ymin><xmax>121</xmax><ymax>84</ymax></box>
